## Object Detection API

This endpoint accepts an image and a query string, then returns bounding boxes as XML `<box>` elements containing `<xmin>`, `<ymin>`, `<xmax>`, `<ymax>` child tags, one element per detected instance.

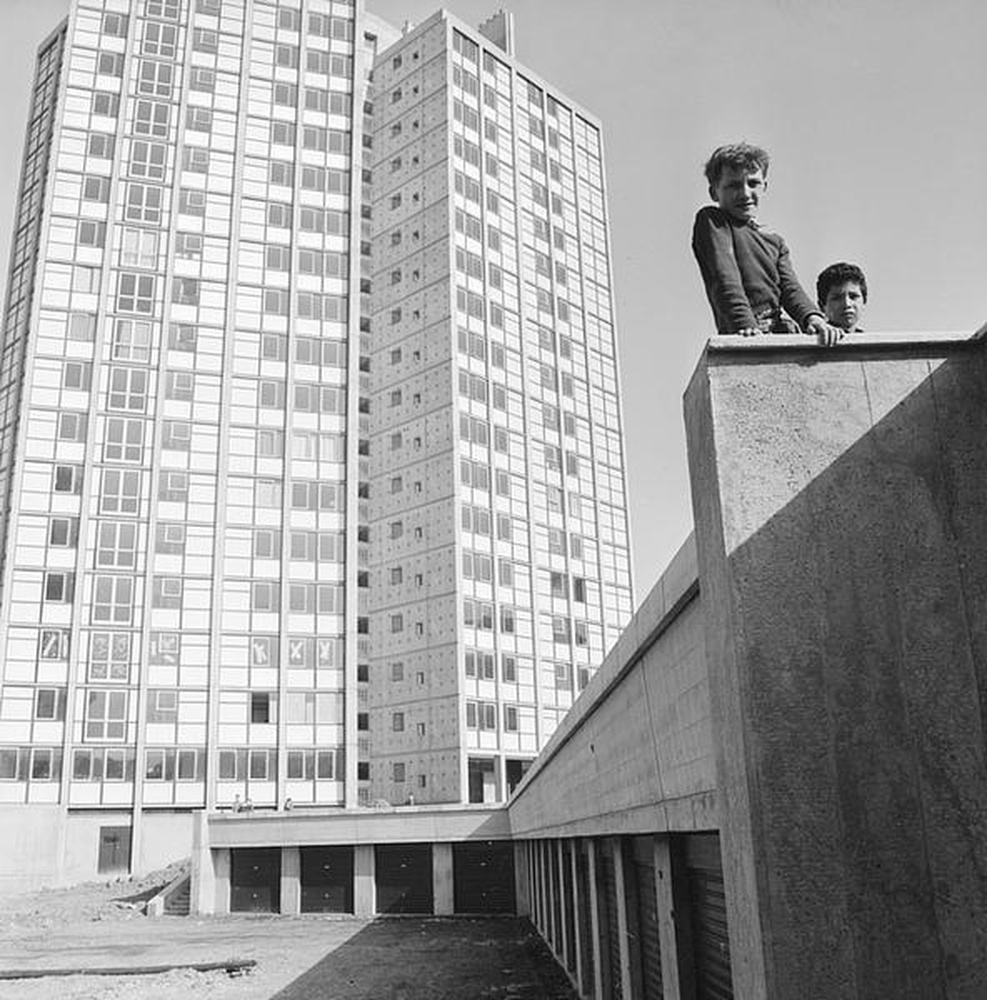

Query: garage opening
<box><xmin>374</xmin><ymin>843</ymin><xmax>433</xmax><ymax>914</ymax></box>
<box><xmin>301</xmin><ymin>845</ymin><xmax>354</xmax><ymax>913</ymax></box>
<box><xmin>453</xmin><ymin>840</ymin><xmax>515</xmax><ymax>914</ymax></box>
<box><xmin>231</xmin><ymin>847</ymin><xmax>281</xmax><ymax>913</ymax></box>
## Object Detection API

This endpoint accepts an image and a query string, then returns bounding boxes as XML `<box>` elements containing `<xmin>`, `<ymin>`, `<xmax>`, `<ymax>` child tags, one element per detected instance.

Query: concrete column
<box><xmin>612</xmin><ymin>837</ymin><xmax>638</xmax><ymax>1000</ymax></box>
<box><xmin>555</xmin><ymin>840</ymin><xmax>570</xmax><ymax>972</ymax></box>
<box><xmin>586</xmin><ymin>839</ymin><xmax>604</xmax><ymax>1000</ymax></box>
<box><xmin>570</xmin><ymin>838</ymin><xmax>586</xmax><ymax>998</ymax></box>
<box><xmin>545</xmin><ymin>839</ymin><xmax>558</xmax><ymax>954</ymax></box>
<box><xmin>654</xmin><ymin>835</ymin><xmax>688</xmax><ymax>1000</ymax></box>
<box><xmin>513</xmin><ymin>841</ymin><xmax>530</xmax><ymax>917</ymax></box>
<box><xmin>535</xmin><ymin>841</ymin><xmax>546</xmax><ymax>933</ymax></box>
<box><xmin>685</xmin><ymin>339</ymin><xmax>987</xmax><ymax>999</ymax></box>
<box><xmin>353</xmin><ymin>844</ymin><xmax>375</xmax><ymax>917</ymax></box>
<box><xmin>433</xmin><ymin>842</ymin><xmax>454</xmax><ymax>915</ymax></box>
<box><xmin>188</xmin><ymin>811</ymin><xmax>214</xmax><ymax>916</ymax></box>
<box><xmin>213</xmin><ymin>848</ymin><xmax>230</xmax><ymax>916</ymax></box>
<box><xmin>280</xmin><ymin>846</ymin><xmax>300</xmax><ymax>916</ymax></box>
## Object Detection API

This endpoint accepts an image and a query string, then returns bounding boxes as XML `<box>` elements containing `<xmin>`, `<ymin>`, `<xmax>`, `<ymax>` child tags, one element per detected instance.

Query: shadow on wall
<box><xmin>698</xmin><ymin>344</ymin><xmax>987</xmax><ymax>998</ymax></box>
<box><xmin>268</xmin><ymin>916</ymin><xmax>577</xmax><ymax>1000</ymax></box>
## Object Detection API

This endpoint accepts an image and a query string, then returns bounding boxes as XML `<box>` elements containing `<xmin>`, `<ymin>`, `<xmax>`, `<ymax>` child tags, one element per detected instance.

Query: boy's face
<box><xmin>710</xmin><ymin>166</ymin><xmax>766</xmax><ymax>223</ymax></box>
<box><xmin>823</xmin><ymin>280</ymin><xmax>867</xmax><ymax>331</ymax></box>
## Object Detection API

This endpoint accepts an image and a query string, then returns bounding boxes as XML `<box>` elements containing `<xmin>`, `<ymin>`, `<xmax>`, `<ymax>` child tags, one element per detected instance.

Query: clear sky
<box><xmin>1</xmin><ymin>0</ymin><xmax>985</xmax><ymax>601</ymax></box>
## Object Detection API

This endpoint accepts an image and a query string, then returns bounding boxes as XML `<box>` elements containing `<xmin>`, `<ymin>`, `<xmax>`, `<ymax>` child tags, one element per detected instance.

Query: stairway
<box><xmin>161</xmin><ymin>875</ymin><xmax>191</xmax><ymax>916</ymax></box>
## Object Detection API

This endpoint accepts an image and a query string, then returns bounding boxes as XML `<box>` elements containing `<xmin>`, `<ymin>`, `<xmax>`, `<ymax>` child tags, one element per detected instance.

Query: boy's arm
<box><xmin>692</xmin><ymin>208</ymin><xmax>759</xmax><ymax>333</ymax></box>
<box><xmin>775</xmin><ymin>237</ymin><xmax>825</xmax><ymax>331</ymax></box>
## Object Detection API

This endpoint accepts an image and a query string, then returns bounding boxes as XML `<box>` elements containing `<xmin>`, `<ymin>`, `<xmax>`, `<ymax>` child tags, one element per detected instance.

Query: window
<box><xmin>96</xmin><ymin>522</ymin><xmax>137</xmax><ymax>567</ymax></box>
<box><xmin>97</xmin><ymin>51</ymin><xmax>125</xmax><ymax>77</ymax></box>
<box><xmin>192</xmin><ymin>28</ymin><xmax>218</xmax><ymax>52</ymax></box>
<box><xmin>190</xmin><ymin>67</ymin><xmax>215</xmax><ymax>91</ymax></box>
<box><xmin>112</xmin><ymin>320</ymin><xmax>151</xmax><ymax>362</ymax></box>
<box><xmin>186</xmin><ymin>107</ymin><xmax>212</xmax><ymax>133</ymax></box>
<box><xmin>130</xmin><ymin>140</ymin><xmax>167</xmax><ymax>179</ymax></box>
<box><xmin>137</xmin><ymin>60</ymin><xmax>173</xmax><ymax>98</ymax></box>
<box><xmin>101</xmin><ymin>469</ymin><xmax>140</xmax><ymax>513</ymax></box>
<box><xmin>179</xmin><ymin>189</ymin><xmax>206</xmax><ymax>216</ymax></box>
<box><xmin>62</xmin><ymin>361</ymin><xmax>92</xmax><ymax>392</ymax></box>
<box><xmin>108</xmin><ymin>367</ymin><xmax>148</xmax><ymax>411</ymax></box>
<box><xmin>44</xmin><ymin>572</ymin><xmax>75</xmax><ymax>603</ymax></box>
<box><xmin>82</xmin><ymin>174</ymin><xmax>110</xmax><ymax>203</ymax></box>
<box><xmin>54</xmin><ymin>464</ymin><xmax>83</xmax><ymax>495</ymax></box>
<box><xmin>125</xmin><ymin>184</ymin><xmax>162</xmax><ymax>224</ymax></box>
<box><xmin>67</xmin><ymin>312</ymin><xmax>96</xmax><ymax>342</ymax></box>
<box><xmin>103</xmin><ymin>11</ymin><xmax>129</xmax><ymax>37</ymax></box>
<box><xmin>86</xmin><ymin>690</ymin><xmax>127</xmax><ymax>740</ymax></box>
<box><xmin>121</xmin><ymin>228</ymin><xmax>158</xmax><ymax>268</ymax></box>
<box><xmin>252</xmin><ymin>582</ymin><xmax>280</xmax><ymax>612</ymax></box>
<box><xmin>105</xmin><ymin>418</ymin><xmax>144</xmax><ymax>463</ymax></box>
<box><xmin>175</xmin><ymin>233</ymin><xmax>202</xmax><ymax>260</ymax></box>
<box><xmin>90</xmin><ymin>632</ymin><xmax>131</xmax><ymax>682</ymax></box>
<box><xmin>392</xmin><ymin>712</ymin><xmax>404</xmax><ymax>732</ymax></box>
<box><xmin>71</xmin><ymin>262</ymin><xmax>100</xmax><ymax>294</ymax></box>
<box><xmin>39</xmin><ymin>629</ymin><xmax>70</xmax><ymax>661</ymax></box>
<box><xmin>183</xmin><ymin>147</ymin><xmax>210</xmax><ymax>173</ymax></box>
<box><xmin>92</xmin><ymin>576</ymin><xmax>134</xmax><ymax>624</ymax></box>
<box><xmin>57</xmin><ymin>412</ymin><xmax>87</xmax><ymax>442</ymax></box>
<box><xmin>134</xmin><ymin>99</ymin><xmax>170</xmax><ymax>137</ymax></box>
<box><xmin>251</xmin><ymin>693</ymin><xmax>273</xmax><ymax>724</ymax></box>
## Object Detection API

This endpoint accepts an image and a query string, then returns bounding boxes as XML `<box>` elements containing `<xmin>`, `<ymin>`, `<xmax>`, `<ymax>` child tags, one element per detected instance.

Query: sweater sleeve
<box><xmin>692</xmin><ymin>208</ymin><xmax>758</xmax><ymax>333</ymax></box>
<box><xmin>775</xmin><ymin>237</ymin><xmax>822</xmax><ymax>331</ymax></box>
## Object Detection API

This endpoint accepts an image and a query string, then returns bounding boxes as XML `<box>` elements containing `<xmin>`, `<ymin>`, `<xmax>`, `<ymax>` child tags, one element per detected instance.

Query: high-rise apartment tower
<box><xmin>0</xmin><ymin>0</ymin><xmax>631</xmax><ymax>887</ymax></box>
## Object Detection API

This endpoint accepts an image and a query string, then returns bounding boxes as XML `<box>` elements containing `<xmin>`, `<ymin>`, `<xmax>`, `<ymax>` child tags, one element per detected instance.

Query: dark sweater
<box><xmin>692</xmin><ymin>205</ymin><xmax>821</xmax><ymax>335</ymax></box>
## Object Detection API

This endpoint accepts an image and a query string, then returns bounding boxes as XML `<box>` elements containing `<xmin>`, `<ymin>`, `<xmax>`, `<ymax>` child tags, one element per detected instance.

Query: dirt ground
<box><xmin>0</xmin><ymin>873</ymin><xmax>577</xmax><ymax>1000</ymax></box>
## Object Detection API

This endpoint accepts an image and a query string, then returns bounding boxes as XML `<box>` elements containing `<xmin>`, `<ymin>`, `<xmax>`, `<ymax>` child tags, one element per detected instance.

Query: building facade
<box><xmin>367</xmin><ymin>12</ymin><xmax>632</xmax><ymax>806</ymax></box>
<box><xmin>0</xmin><ymin>0</ymin><xmax>630</xmax><ymax>887</ymax></box>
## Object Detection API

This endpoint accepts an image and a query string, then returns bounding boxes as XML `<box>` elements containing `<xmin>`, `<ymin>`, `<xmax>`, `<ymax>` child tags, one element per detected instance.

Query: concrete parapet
<box><xmin>685</xmin><ymin>333</ymin><xmax>987</xmax><ymax>999</ymax></box>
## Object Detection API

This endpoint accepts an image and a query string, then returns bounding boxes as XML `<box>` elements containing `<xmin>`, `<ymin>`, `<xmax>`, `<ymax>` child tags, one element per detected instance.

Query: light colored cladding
<box><xmin>366</xmin><ymin>14</ymin><xmax>630</xmax><ymax>806</ymax></box>
<box><xmin>0</xmin><ymin>0</ymin><xmax>369</xmax><ymax>823</ymax></box>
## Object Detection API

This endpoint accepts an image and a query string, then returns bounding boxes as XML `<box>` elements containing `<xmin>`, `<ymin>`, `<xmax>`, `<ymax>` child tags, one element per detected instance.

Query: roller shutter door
<box><xmin>632</xmin><ymin>837</ymin><xmax>663</xmax><ymax>999</ymax></box>
<box><xmin>598</xmin><ymin>845</ymin><xmax>623</xmax><ymax>1000</ymax></box>
<box><xmin>686</xmin><ymin>833</ymin><xmax>733</xmax><ymax>999</ymax></box>
<box><xmin>301</xmin><ymin>846</ymin><xmax>354</xmax><ymax>913</ymax></box>
<box><xmin>231</xmin><ymin>847</ymin><xmax>281</xmax><ymax>913</ymax></box>
<box><xmin>453</xmin><ymin>840</ymin><xmax>516</xmax><ymax>913</ymax></box>
<box><xmin>375</xmin><ymin>843</ymin><xmax>433</xmax><ymax>914</ymax></box>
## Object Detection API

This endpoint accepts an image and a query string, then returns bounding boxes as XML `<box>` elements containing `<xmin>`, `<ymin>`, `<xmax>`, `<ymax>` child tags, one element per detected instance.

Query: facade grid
<box><xmin>0</xmin><ymin>0</ymin><xmax>630</xmax><ymax>885</ymax></box>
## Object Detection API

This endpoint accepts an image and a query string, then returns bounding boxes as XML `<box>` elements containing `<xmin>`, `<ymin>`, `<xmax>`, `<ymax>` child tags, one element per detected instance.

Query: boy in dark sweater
<box><xmin>692</xmin><ymin>143</ymin><xmax>841</xmax><ymax>345</ymax></box>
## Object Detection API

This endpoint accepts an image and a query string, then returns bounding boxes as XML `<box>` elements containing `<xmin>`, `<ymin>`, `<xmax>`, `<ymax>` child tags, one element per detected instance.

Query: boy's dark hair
<box><xmin>816</xmin><ymin>262</ymin><xmax>868</xmax><ymax>307</ymax></box>
<box><xmin>703</xmin><ymin>143</ymin><xmax>770</xmax><ymax>187</ymax></box>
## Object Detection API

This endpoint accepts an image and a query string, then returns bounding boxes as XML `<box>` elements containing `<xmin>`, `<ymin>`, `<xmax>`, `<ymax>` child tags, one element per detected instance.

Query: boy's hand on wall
<box><xmin>805</xmin><ymin>314</ymin><xmax>844</xmax><ymax>347</ymax></box>
<box><xmin>736</xmin><ymin>327</ymin><xmax>762</xmax><ymax>337</ymax></box>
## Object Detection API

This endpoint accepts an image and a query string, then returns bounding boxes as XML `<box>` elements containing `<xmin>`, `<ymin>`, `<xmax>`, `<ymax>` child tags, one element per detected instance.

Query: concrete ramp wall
<box><xmin>686</xmin><ymin>333</ymin><xmax>987</xmax><ymax>1000</ymax></box>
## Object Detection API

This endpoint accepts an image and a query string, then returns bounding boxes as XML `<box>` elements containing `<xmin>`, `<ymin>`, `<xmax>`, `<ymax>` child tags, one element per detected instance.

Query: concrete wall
<box><xmin>509</xmin><ymin>537</ymin><xmax>716</xmax><ymax>839</ymax></box>
<box><xmin>0</xmin><ymin>805</ymin><xmax>62</xmax><ymax>892</ymax></box>
<box><xmin>686</xmin><ymin>333</ymin><xmax>987</xmax><ymax>1000</ymax></box>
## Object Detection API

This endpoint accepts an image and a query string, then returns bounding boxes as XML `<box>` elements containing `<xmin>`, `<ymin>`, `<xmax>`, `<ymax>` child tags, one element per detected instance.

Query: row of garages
<box><xmin>520</xmin><ymin>831</ymin><xmax>733</xmax><ymax>1000</ymax></box>
<box><xmin>228</xmin><ymin>840</ymin><xmax>516</xmax><ymax>915</ymax></box>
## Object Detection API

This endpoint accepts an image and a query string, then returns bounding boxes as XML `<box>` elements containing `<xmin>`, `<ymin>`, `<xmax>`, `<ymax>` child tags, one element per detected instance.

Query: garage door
<box><xmin>686</xmin><ymin>834</ymin><xmax>732</xmax><ymax>999</ymax></box>
<box><xmin>301</xmin><ymin>846</ymin><xmax>354</xmax><ymax>913</ymax></box>
<box><xmin>453</xmin><ymin>840</ymin><xmax>515</xmax><ymax>914</ymax></box>
<box><xmin>375</xmin><ymin>843</ymin><xmax>433</xmax><ymax>914</ymax></box>
<box><xmin>231</xmin><ymin>847</ymin><xmax>281</xmax><ymax>913</ymax></box>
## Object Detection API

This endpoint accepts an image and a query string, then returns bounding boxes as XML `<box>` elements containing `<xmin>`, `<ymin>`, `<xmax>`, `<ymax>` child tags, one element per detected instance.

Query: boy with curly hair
<box><xmin>817</xmin><ymin>261</ymin><xmax>868</xmax><ymax>335</ymax></box>
<box><xmin>692</xmin><ymin>143</ymin><xmax>841</xmax><ymax>345</ymax></box>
